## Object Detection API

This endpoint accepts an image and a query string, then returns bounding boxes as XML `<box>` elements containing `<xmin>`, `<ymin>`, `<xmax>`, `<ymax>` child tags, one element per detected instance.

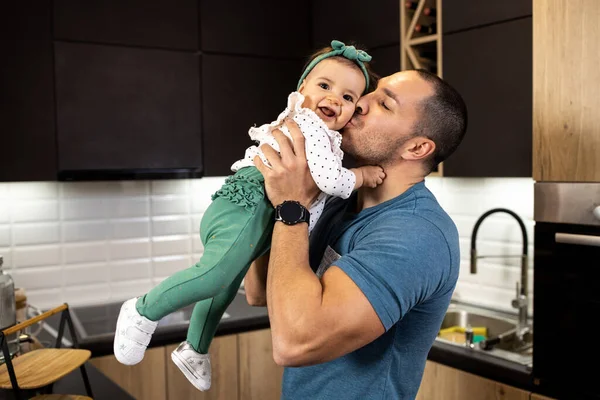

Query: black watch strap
<box><xmin>275</xmin><ymin>200</ymin><xmax>310</xmax><ymax>226</ymax></box>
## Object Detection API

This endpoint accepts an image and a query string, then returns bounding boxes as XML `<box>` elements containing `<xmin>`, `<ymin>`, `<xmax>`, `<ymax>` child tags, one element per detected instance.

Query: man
<box><xmin>245</xmin><ymin>69</ymin><xmax>468</xmax><ymax>400</ymax></box>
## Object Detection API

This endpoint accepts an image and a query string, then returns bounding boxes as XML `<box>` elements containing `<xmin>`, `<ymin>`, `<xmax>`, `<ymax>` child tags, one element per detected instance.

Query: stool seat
<box><xmin>0</xmin><ymin>349</ymin><xmax>91</xmax><ymax>389</ymax></box>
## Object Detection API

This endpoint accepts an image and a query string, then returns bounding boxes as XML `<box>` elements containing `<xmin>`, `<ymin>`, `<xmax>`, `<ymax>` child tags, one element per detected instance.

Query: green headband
<box><xmin>297</xmin><ymin>40</ymin><xmax>372</xmax><ymax>94</ymax></box>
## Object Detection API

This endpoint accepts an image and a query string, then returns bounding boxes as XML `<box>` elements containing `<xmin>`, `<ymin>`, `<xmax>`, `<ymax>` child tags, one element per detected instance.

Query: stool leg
<box><xmin>80</xmin><ymin>364</ymin><xmax>93</xmax><ymax>398</ymax></box>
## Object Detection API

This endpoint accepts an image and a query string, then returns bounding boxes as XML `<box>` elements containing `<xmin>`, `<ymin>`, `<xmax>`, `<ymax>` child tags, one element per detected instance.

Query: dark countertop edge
<box><xmin>79</xmin><ymin>313</ymin><xmax>270</xmax><ymax>357</ymax></box>
<box><xmin>428</xmin><ymin>341</ymin><xmax>536</xmax><ymax>392</ymax></box>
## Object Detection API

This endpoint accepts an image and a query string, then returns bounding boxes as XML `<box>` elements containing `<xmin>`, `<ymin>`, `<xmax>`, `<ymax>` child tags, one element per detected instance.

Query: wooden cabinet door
<box><xmin>1</xmin><ymin>1</ymin><xmax>57</xmax><ymax>182</ymax></box>
<box><xmin>416</xmin><ymin>361</ymin><xmax>530</xmax><ymax>400</ymax></box>
<box><xmin>442</xmin><ymin>0</ymin><xmax>532</xmax><ymax>33</ymax></box>
<box><xmin>166</xmin><ymin>335</ymin><xmax>238</xmax><ymax>400</ymax></box>
<box><xmin>442</xmin><ymin>17</ymin><xmax>532</xmax><ymax>177</ymax></box>
<box><xmin>54</xmin><ymin>41</ymin><xmax>202</xmax><ymax>175</ymax></box>
<box><xmin>54</xmin><ymin>0</ymin><xmax>198</xmax><ymax>50</ymax></box>
<box><xmin>238</xmin><ymin>329</ymin><xmax>283</xmax><ymax>400</ymax></box>
<box><xmin>533</xmin><ymin>0</ymin><xmax>600</xmax><ymax>182</ymax></box>
<box><xmin>90</xmin><ymin>346</ymin><xmax>166</xmax><ymax>400</ymax></box>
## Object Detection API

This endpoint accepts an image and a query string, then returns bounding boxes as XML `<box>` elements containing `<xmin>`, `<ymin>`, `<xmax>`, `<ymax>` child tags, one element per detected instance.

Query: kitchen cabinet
<box><xmin>238</xmin><ymin>329</ymin><xmax>283</xmax><ymax>400</ymax></box>
<box><xmin>441</xmin><ymin>17</ymin><xmax>532</xmax><ymax>177</ymax></box>
<box><xmin>54</xmin><ymin>41</ymin><xmax>202</xmax><ymax>177</ymax></box>
<box><xmin>200</xmin><ymin>0</ymin><xmax>310</xmax><ymax>58</ymax></box>
<box><xmin>530</xmin><ymin>395</ymin><xmax>556</xmax><ymax>400</ymax></box>
<box><xmin>533</xmin><ymin>0</ymin><xmax>600</xmax><ymax>182</ymax></box>
<box><xmin>166</xmin><ymin>335</ymin><xmax>239</xmax><ymax>400</ymax></box>
<box><xmin>442</xmin><ymin>0</ymin><xmax>532</xmax><ymax>34</ymax></box>
<box><xmin>54</xmin><ymin>0</ymin><xmax>198</xmax><ymax>50</ymax></box>
<box><xmin>416</xmin><ymin>361</ymin><xmax>530</xmax><ymax>400</ymax></box>
<box><xmin>1</xmin><ymin>1</ymin><xmax>57</xmax><ymax>182</ymax></box>
<box><xmin>89</xmin><ymin>346</ymin><xmax>167</xmax><ymax>400</ymax></box>
<box><xmin>368</xmin><ymin>44</ymin><xmax>401</xmax><ymax>80</ymax></box>
<box><xmin>202</xmin><ymin>54</ymin><xmax>303</xmax><ymax>176</ymax></box>
<box><xmin>90</xmin><ymin>329</ymin><xmax>281</xmax><ymax>400</ymax></box>
<box><xmin>312</xmin><ymin>0</ymin><xmax>400</xmax><ymax>50</ymax></box>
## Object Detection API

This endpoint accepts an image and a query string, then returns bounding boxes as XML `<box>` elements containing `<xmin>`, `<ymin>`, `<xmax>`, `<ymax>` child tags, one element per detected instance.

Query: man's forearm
<box><xmin>267</xmin><ymin>222</ymin><xmax>324</xmax><ymax>362</ymax></box>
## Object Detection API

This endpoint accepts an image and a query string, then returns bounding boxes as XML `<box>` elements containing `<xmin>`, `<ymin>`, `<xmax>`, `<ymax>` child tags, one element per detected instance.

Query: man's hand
<box><xmin>253</xmin><ymin>120</ymin><xmax>320</xmax><ymax>209</ymax></box>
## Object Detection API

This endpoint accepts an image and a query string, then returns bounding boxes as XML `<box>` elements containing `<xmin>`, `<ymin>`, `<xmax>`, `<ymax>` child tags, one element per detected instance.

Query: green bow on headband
<box><xmin>297</xmin><ymin>40</ymin><xmax>372</xmax><ymax>93</ymax></box>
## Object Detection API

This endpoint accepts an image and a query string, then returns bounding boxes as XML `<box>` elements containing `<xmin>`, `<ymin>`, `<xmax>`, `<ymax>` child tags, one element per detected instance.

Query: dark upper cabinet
<box><xmin>368</xmin><ymin>45</ymin><xmax>401</xmax><ymax>80</ymax></box>
<box><xmin>54</xmin><ymin>42</ymin><xmax>202</xmax><ymax>174</ymax></box>
<box><xmin>200</xmin><ymin>0</ymin><xmax>310</xmax><ymax>58</ymax></box>
<box><xmin>312</xmin><ymin>0</ymin><xmax>399</xmax><ymax>50</ymax></box>
<box><xmin>54</xmin><ymin>0</ymin><xmax>198</xmax><ymax>50</ymax></box>
<box><xmin>1</xmin><ymin>1</ymin><xmax>57</xmax><ymax>181</ymax></box>
<box><xmin>442</xmin><ymin>0</ymin><xmax>532</xmax><ymax>34</ymax></box>
<box><xmin>202</xmin><ymin>55</ymin><xmax>303</xmax><ymax>176</ymax></box>
<box><xmin>442</xmin><ymin>17</ymin><xmax>532</xmax><ymax>177</ymax></box>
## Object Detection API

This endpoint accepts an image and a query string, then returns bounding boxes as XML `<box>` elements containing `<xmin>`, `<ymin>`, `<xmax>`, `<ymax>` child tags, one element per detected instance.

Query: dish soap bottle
<box><xmin>0</xmin><ymin>255</ymin><xmax>19</xmax><ymax>363</ymax></box>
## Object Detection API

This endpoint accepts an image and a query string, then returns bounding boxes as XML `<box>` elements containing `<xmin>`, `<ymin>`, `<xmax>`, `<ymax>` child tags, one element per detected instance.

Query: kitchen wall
<box><xmin>0</xmin><ymin>177</ymin><xmax>533</xmax><ymax>315</ymax></box>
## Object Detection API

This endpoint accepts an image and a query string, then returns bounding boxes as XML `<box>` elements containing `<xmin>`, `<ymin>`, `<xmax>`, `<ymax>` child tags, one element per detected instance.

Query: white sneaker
<box><xmin>113</xmin><ymin>297</ymin><xmax>158</xmax><ymax>366</ymax></box>
<box><xmin>171</xmin><ymin>341</ymin><xmax>212</xmax><ymax>391</ymax></box>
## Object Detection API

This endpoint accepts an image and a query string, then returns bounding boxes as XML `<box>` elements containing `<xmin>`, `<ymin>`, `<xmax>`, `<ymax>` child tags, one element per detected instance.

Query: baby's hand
<box><xmin>351</xmin><ymin>166</ymin><xmax>386</xmax><ymax>189</ymax></box>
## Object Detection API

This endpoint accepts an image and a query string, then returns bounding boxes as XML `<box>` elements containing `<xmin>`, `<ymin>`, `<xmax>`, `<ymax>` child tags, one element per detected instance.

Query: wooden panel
<box><xmin>202</xmin><ymin>54</ymin><xmax>303</xmax><ymax>176</ymax></box>
<box><xmin>54</xmin><ymin>0</ymin><xmax>198</xmax><ymax>50</ymax></box>
<box><xmin>530</xmin><ymin>394</ymin><xmax>557</xmax><ymax>400</ymax></box>
<box><xmin>200</xmin><ymin>0</ymin><xmax>310</xmax><ymax>57</ymax></box>
<box><xmin>0</xmin><ymin>1</ymin><xmax>56</xmax><ymax>182</ymax></box>
<box><xmin>312</xmin><ymin>0</ymin><xmax>399</xmax><ymax>49</ymax></box>
<box><xmin>368</xmin><ymin>44</ymin><xmax>401</xmax><ymax>79</ymax></box>
<box><xmin>89</xmin><ymin>347</ymin><xmax>166</xmax><ymax>400</ymax></box>
<box><xmin>533</xmin><ymin>0</ymin><xmax>600</xmax><ymax>182</ymax></box>
<box><xmin>442</xmin><ymin>0</ymin><xmax>532</xmax><ymax>33</ymax></box>
<box><xmin>442</xmin><ymin>18</ymin><xmax>532</xmax><ymax>177</ymax></box>
<box><xmin>54</xmin><ymin>41</ymin><xmax>202</xmax><ymax>172</ymax></box>
<box><xmin>165</xmin><ymin>335</ymin><xmax>238</xmax><ymax>400</ymax></box>
<box><xmin>416</xmin><ymin>361</ymin><xmax>530</xmax><ymax>400</ymax></box>
<box><xmin>238</xmin><ymin>329</ymin><xmax>283</xmax><ymax>400</ymax></box>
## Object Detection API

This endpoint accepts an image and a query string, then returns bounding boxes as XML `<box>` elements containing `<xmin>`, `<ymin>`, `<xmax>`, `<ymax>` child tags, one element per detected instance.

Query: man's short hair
<box><xmin>413</xmin><ymin>69</ymin><xmax>468</xmax><ymax>173</ymax></box>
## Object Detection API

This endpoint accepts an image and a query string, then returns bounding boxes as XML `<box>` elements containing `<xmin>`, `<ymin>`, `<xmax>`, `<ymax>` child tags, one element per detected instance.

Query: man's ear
<box><xmin>401</xmin><ymin>136</ymin><xmax>436</xmax><ymax>161</ymax></box>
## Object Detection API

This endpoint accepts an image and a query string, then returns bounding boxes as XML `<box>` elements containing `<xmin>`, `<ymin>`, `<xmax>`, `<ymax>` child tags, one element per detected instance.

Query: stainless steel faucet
<box><xmin>470</xmin><ymin>208</ymin><xmax>530</xmax><ymax>341</ymax></box>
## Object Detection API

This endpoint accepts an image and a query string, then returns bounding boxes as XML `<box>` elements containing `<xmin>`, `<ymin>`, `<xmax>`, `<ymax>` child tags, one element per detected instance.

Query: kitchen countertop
<box><xmin>33</xmin><ymin>293</ymin><xmax>535</xmax><ymax>394</ymax></box>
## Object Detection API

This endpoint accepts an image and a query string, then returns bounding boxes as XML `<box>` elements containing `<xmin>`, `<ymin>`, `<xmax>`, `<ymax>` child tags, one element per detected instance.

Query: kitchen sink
<box><xmin>435</xmin><ymin>302</ymin><xmax>533</xmax><ymax>367</ymax></box>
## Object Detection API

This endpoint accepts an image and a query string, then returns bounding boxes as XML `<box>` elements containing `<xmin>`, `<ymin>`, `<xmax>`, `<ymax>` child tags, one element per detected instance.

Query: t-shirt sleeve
<box><xmin>334</xmin><ymin>215</ymin><xmax>453</xmax><ymax>331</ymax></box>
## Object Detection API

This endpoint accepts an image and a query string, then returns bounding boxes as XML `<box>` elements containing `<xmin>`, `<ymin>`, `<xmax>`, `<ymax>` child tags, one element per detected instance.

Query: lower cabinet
<box><xmin>90</xmin><ymin>328</ymin><xmax>283</xmax><ymax>400</ymax></box>
<box><xmin>416</xmin><ymin>361</ymin><xmax>530</xmax><ymax>400</ymax></box>
<box><xmin>89</xmin><ymin>346</ymin><xmax>167</xmax><ymax>400</ymax></box>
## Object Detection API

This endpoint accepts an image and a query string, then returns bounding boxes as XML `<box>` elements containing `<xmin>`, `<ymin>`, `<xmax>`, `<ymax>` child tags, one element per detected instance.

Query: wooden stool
<box><xmin>0</xmin><ymin>304</ymin><xmax>94</xmax><ymax>400</ymax></box>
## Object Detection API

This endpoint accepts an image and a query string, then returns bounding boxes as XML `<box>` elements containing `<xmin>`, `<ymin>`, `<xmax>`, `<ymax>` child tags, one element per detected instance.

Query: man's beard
<box><xmin>342</xmin><ymin>122</ymin><xmax>413</xmax><ymax>167</ymax></box>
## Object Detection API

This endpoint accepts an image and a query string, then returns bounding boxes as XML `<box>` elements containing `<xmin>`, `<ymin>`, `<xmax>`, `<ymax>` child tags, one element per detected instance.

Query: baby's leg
<box><xmin>186</xmin><ymin>261</ymin><xmax>249</xmax><ymax>354</ymax></box>
<box><xmin>136</xmin><ymin>192</ymin><xmax>274</xmax><ymax>322</ymax></box>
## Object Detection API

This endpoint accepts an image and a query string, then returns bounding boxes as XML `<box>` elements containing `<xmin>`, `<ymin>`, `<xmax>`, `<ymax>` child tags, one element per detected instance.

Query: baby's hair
<box><xmin>301</xmin><ymin>42</ymin><xmax>380</xmax><ymax>93</ymax></box>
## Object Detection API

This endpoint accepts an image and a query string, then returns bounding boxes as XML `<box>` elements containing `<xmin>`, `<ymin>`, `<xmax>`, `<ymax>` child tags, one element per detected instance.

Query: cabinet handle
<box><xmin>555</xmin><ymin>233</ymin><xmax>600</xmax><ymax>247</ymax></box>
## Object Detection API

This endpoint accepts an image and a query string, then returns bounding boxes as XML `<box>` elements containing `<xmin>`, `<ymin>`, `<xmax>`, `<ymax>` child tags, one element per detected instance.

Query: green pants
<box><xmin>136</xmin><ymin>167</ymin><xmax>273</xmax><ymax>353</ymax></box>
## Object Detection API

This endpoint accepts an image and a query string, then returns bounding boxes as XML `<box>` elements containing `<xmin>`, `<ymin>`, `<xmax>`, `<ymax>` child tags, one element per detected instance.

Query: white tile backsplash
<box><xmin>0</xmin><ymin>176</ymin><xmax>534</xmax><ymax>316</ymax></box>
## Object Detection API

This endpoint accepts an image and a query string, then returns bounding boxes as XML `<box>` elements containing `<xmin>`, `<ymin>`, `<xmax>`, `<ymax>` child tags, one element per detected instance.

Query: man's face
<box><xmin>340</xmin><ymin>71</ymin><xmax>434</xmax><ymax>166</ymax></box>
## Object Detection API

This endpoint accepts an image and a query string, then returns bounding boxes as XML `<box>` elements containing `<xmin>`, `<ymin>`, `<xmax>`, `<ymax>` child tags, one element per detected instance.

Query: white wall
<box><xmin>0</xmin><ymin>177</ymin><xmax>534</xmax><ymax>315</ymax></box>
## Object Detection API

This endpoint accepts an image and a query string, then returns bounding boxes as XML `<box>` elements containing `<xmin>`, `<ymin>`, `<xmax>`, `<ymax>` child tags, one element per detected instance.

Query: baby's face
<box><xmin>299</xmin><ymin>58</ymin><xmax>366</xmax><ymax>131</ymax></box>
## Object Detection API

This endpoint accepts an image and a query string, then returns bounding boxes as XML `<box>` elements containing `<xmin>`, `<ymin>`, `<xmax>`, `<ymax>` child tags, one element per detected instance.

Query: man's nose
<box><xmin>355</xmin><ymin>97</ymin><xmax>368</xmax><ymax>115</ymax></box>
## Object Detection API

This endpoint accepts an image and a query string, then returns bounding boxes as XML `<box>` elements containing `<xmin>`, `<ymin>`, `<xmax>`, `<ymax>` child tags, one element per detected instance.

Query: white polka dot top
<box><xmin>231</xmin><ymin>91</ymin><xmax>356</xmax><ymax>201</ymax></box>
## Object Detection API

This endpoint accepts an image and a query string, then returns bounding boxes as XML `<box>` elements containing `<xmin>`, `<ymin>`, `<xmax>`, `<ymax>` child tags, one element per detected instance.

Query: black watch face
<box><xmin>280</xmin><ymin>202</ymin><xmax>304</xmax><ymax>223</ymax></box>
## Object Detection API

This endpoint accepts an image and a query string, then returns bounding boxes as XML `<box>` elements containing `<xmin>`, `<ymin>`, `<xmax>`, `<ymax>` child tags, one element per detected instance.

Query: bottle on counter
<box><xmin>0</xmin><ymin>255</ymin><xmax>19</xmax><ymax>363</ymax></box>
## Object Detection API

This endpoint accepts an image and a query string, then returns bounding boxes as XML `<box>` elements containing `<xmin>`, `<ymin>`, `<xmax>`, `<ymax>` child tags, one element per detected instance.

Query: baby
<box><xmin>113</xmin><ymin>40</ymin><xmax>385</xmax><ymax>391</ymax></box>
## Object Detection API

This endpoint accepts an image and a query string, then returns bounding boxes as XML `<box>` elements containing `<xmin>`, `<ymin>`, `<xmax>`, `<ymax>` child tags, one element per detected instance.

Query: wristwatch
<box><xmin>274</xmin><ymin>200</ymin><xmax>310</xmax><ymax>226</ymax></box>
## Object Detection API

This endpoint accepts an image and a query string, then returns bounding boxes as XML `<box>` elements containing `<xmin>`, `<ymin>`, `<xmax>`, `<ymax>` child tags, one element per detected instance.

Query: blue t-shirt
<box><xmin>281</xmin><ymin>181</ymin><xmax>460</xmax><ymax>400</ymax></box>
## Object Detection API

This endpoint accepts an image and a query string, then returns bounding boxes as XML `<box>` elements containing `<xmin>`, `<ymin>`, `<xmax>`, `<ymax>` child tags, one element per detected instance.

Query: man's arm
<box><xmin>244</xmin><ymin>252</ymin><xmax>269</xmax><ymax>306</ymax></box>
<box><xmin>254</xmin><ymin>121</ymin><xmax>385</xmax><ymax>367</ymax></box>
